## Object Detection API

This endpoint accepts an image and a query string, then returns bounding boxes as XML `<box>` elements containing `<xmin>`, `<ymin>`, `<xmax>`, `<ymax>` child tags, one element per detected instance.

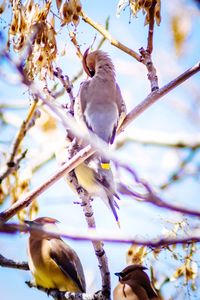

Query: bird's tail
<box><xmin>107</xmin><ymin>194</ymin><xmax>120</xmax><ymax>227</ymax></box>
<box><xmin>100</xmin><ymin>159</ymin><xmax>111</xmax><ymax>170</ymax></box>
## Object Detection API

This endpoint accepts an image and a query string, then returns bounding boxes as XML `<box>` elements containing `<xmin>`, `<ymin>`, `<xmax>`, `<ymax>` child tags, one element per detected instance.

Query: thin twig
<box><xmin>0</xmin><ymin>222</ymin><xmax>200</xmax><ymax>248</ymax></box>
<box><xmin>26</xmin><ymin>281</ymin><xmax>106</xmax><ymax>300</ymax></box>
<box><xmin>119</xmin><ymin>182</ymin><xmax>200</xmax><ymax>218</ymax></box>
<box><xmin>0</xmin><ymin>254</ymin><xmax>29</xmax><ymax>270</ymax></box>
<box><xmin>142</xmin><ymin>0</ymin><xmax>159</xmax><ymax>91</ymax></box>
<box><xmin>54</xmin><ymin>68</ymin><xmax>75</xmax><ymax>114</ymax></box>
<box><xmin>160</xmin><ymin>149</ymin><xmax>198</xmax><ymax>189</ymax></box>
<box><xmin>147</xmin><ymin>0</ymin><xmax>157</xmax><ymax>53</ymax></box>
<box><xmin>0</xmin><ymin>150</ymin><xmax>27</xmax><ymax>183</ymax></box>
<box><xmin>0</xmin><ymin>100</ymin><xmax>38</xmax><ymax>183</ymax></box>
<box><xmin>139</xmin><ymin>46</ymin><xmax>159</xmax><ymax>91</ymax></box>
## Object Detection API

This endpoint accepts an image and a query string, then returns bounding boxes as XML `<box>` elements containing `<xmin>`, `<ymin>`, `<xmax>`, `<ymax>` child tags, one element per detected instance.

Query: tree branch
<box><xmin>146</xmin><ymin>0</ymin><xmax>156</xmax><ymax>54</ymax></box>
<box><xmin>64</xmin><ymin>143</ymin><xmax>110</xmax><ymax>299</ymax></box>
<box><xmin>0</xmin><ymin>222</ymin><xmax>200</xmax><ymax>248</ymax></box>
<box><xmin>0</xmin><ymin>254</ymin><xmax>29</xmax><ymax>270</ymax></box>
<box><xmin>0</xmin><ymin>150</ymin><xmax>27</xmax><ymax>183</ymax></box>
<box><xmin>80</xmin><ymin>10</ymin><xmax>141</xmax><ymax>62</ymax></box>
<box><xmin>118</xmin><ymin>62</ymin><xmax>200</xmax><ymax>133</ymax></box>
<box><xmin>26</xmin><ymin>281</ymin><xmax>106</xmax><ymax>300</ymax></box>
<box><xmin>0</xmin><ymin>101</ymin><xmax>38</xmax><ymax>183</ymax></box>
<box><xmin>0</xmin><ymin>145</ymin><xmax>94</xmax><ymax>223</ymax></box>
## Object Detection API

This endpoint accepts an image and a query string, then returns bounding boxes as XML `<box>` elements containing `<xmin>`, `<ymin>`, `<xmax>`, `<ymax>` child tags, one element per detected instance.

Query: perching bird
<box><xmin>75</xmin><ymin>49</ymin><xmax>126</xmax><ymax>169</ymax></box>
<box><xmin>25</xmin><ymin>217</ymin><xmax>86</xmax><ymax>293</ymax></box>
<box><xmin>74</xmin><ymin>156</ymin><xmax>120</xmax><ymax>224</ymax></box>
<box><xmin>56</xmin><ymin>142</ymin><xmax>120</xmax><ymax>225</ymax></box>
<box><xmin>114</xmin><ymin>265</ymin><xmax>159</xmax><ymax>300</ymax></box>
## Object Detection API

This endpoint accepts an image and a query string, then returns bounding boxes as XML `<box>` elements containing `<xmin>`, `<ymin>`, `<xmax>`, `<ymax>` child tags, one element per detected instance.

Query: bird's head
<box><xmin>115</xmin><ymin>264</ymin><xmax>148</xmax><ymax>281</ymax></box>
<box><xmin>82</xmin><ymin>48</ymin><xmax>96</xmax><ymax>77</ymax></box>
<box><xmin>25</xmin><ymin>217</ymin><xmax>59</xmax><ymax>238</ymax></box>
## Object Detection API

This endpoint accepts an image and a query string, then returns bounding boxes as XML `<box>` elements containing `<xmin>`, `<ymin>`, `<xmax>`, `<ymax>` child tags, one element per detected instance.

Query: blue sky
<box><xmin>0</xmin><ymin>0</ymin><xmax>200</xmax><ymax>299</ymax></box>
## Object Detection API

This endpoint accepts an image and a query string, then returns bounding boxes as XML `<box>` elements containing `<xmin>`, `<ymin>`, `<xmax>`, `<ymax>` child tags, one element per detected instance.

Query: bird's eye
<box><xmin>89</xmin><ymin>69</ymin><xmax>95</xmax><ymax>77</ymax></box>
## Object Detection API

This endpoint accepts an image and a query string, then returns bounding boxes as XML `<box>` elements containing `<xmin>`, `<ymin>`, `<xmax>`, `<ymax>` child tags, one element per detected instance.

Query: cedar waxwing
<box><xmin>75</xmin><ymin>49</ymin><xmax>126</xmax><ymax>169</ymax></box>
<box><xmin>74</xmin><ymin>157</ymin><xmax>120</xmax><ymax>224</ymax></box>
<box><xmin>114</xmin><ymin>265</ymin><xmax>159</xmax><ymax>300</ymax></box>
<box><xmin>56</xmin><ymin>143</ymin><xmax>120</xmax><ymax>225</ymax></box>
<box><xmin>25</xmin><ymin>217</ymin><xmax>86</xmax><ymax>293</ymax></box>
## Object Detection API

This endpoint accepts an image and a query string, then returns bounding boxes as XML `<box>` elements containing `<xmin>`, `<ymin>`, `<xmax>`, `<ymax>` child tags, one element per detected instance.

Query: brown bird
<box><xmin>114</xmin><ymin>265</ymin><xmax>159</xmax><ymax>300</ymax></box>
<box><xmin>25</xmin><ymin>217</ymin><xmax>86</xmax><ymax>293</ymax></box>
<box><xmin>75</xmin><ymin>49</ymin><xmax>126</xmax><ymax>169</ymax></box>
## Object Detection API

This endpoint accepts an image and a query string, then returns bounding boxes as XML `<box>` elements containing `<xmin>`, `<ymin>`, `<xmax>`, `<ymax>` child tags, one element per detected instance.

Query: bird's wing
<box><xmin>75</xmin><ymin>81</ymin><xmax>90</xmax><ymax>121</ymax></box>
<box><xmin>115</xmin><ymin>83</ymin><xmax>127</xmax><ymax>130</ymax></box>
<box><xmin>49</xmin><ymin>238</ymin><xmax>86</xmax><ymax>292</ymax></box>
<box><xmin>131</xmin><ymin>271</ymin><xmax>158</xmax><ymax>298</ymax></box>
<box><xmin>94</xmin><ymin>166</ymin><xmax>120</xmax><ymax>201</ymax></box>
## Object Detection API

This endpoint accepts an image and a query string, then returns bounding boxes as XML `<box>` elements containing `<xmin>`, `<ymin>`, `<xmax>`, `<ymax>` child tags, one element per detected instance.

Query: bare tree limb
<box><xmin>53</xmin><ymin>68</ymin><xmax>75</xmax><ymax>114</ymax></box>
<box><xmin>147</xmin><ymin>0</ymin><xmax>156</xmax><ymax>54</ymax></box>
<box><xmin>65</xmin><ymin>143</ymin><xmax>110</xmax><ymax>299</ymax></box>
<box><xmin>0</xmin><ymin>150</ymin><xmax>27</xmax><ymax>183</ymax></box>
<box><xmin>26</xmin><ymin>281</ymin><xmax>106</xmax><ymax>300</ymax></box>
<box><xmin>0</xmin><ymin>254</ymin><xmax>29</xmax><ymax>270</ymax></box>
<box><xmin>140</xmin><ymin>0</ymin><xmax>159</xmax><ymax>91</ymax></box>
<box><xmin>0</xmin><ymin>222</ymin><xmax>200</xmax><ymax>248</ymax></box>
<box><xmin>0</xmin><ymin>101</ymin><xmax>38</xmax><ymax>183</ymax></box>
<box><xmin>118</xmin><ymin>62</ymin><xmax>200</xmax><ymax>133</ymax></box>
<box><xmin>80</xmin><ymin>10</ymin><xmax>142</xmax><ymax>62</ymax></box>
<box><xmin>0</xmin><ymin>145</ymin><xmax>94</xmax><ymax>223</ymax></box>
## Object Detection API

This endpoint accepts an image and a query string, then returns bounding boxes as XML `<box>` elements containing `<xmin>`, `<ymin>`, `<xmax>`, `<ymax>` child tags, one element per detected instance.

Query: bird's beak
<box><xmin>24</xmin><ymin>220</ymin><xmax>33</xmax><ymax>225</ymax></box>
<box><xmin>114</xmin><ymin>272</ymin><xmax>121</xmax><ymax>277</ymax></box>
<box><xmin>24</xmin><ymin>220</ymin><xmax>36</xmax><ymax>227</ymax></box>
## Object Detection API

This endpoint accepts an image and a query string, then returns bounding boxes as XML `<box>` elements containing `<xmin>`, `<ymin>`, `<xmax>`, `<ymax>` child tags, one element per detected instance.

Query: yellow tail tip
<box><xmin>101</xmin><ymin>163</ymin><xmax>110</xmax><ymax>170</ymax></box>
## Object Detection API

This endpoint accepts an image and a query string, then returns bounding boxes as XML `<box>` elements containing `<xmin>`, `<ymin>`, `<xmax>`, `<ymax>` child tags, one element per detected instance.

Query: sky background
<box><xmin>0</xmin><ymin>0</ymin><xmax>200</xmax><ymax>299</ymax></box>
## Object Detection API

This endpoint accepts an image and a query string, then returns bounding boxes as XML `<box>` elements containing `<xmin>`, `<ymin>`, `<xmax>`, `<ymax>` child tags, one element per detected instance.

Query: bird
<box><xmin>74</xmin><ymin>49</ymin><xmax>126</xmax><ymax>170</ymax></box>
<box><xmin>74</xmin><ymin>156</ymin><xmax>120</xmax><ymax>224</ymax></box>
<box><xmin>25</xmin><ymin>217</ymin><xmax>86</xmax><ymax>293</ymax></box>
<box><xmin>56</xmin><ymin>142</ymin><xmax>120</xmax><ymax>226</ymax></box>
<box><xmin>113</xmin><ymin>265</ymin><xmax>159</xmax><ymax>300</ymax></box>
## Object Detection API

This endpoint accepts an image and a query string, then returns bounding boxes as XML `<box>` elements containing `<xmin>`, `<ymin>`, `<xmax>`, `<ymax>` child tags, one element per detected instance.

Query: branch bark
<box><xmin>0</xmin><ymin>222</ymin><xmax>199</xmax><ymax>248</ymax></box>
<box><xmin>0</xmin><ymin>145</ymin><xmax>94</xmax><ymax>223</ymax></box>
<box><xmin>118</xmin><ymin>62</ymin><xmax>200</xmax><ymax>133</ymax></box>
<box><xmin>26</xmin><ymin>281</ymin><xmax>107</xmax><ymax>300</ymax></box>
<box><xmin>80</xmin><ymin>10</ymin><xmax>141</xmax><ymax>62</ymax></box>
<box><xmin>0</xmin><ymin>254</ymin><xmax>29</xmax><ymax>270</ymax></box>
<box><xmin>0</xmin><ymin>101</ymin><xmax>38</xmax><ymax>183</ymax></box>
<box><xmin>65</xmin><ymin>143</ymin><xmax>111</xmax><ymax>299</ymax></box>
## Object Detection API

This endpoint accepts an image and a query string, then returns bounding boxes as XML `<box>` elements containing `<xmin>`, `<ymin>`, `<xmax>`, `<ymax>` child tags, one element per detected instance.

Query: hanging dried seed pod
<box><xmin>72</xmin><ymin>13</ymin><xmax>80</xmax><ymax>27</ymax></box>
<box><xmin>60</xmin><ymin>1</ymin><xmax>73</xmax><ymax>26</ymax></box>
<box><xmin>56</xmin><ymin>0</ymin><xmax>62</xmax><ymax>10</ymax></box>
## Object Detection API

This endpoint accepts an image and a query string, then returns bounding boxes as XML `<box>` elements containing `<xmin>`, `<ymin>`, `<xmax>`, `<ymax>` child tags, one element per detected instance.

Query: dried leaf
<box><xmin>126</xmin><ymin>244</ymin><xmax>147</xmax><ymax>265</ymax></box>
<box><xmin>171</xmin><ymin>14</ymin><xmax>191</xmax><ymax>56</ymax></box>
<box><xmin>56</xmin><ymin>0</ymin><xmax>63</xmax><ymax>10</ymax></box>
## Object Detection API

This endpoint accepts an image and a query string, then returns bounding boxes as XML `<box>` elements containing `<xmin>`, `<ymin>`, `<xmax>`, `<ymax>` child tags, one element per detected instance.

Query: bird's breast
<box><xmin>113</xmin><ymin>282</ymin><xmax>140</xmax><ymax>300</ymax></box>
<box><xmin>28</xmin><ymin>239</ymin><xmax>79</xmax><ymax>291</ymax></box>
